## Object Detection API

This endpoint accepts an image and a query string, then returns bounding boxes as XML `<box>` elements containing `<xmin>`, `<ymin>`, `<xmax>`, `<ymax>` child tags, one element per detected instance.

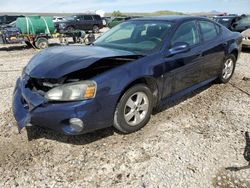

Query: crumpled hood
<box><xmin>26</xmin><ymin>45</ymin><xmax>135</xmax><ymax>78</ymax></box>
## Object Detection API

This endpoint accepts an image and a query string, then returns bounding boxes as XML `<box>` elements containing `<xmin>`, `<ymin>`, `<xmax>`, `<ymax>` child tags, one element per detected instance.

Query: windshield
<box><xmin>94</xmin><ymin>20</ymin><xmax>173</xmax><ymax>54</ymax></box>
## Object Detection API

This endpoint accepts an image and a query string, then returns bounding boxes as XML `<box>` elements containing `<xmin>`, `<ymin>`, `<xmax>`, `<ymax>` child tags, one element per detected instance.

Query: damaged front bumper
<box><xmin>12</xmin><ymin>77</ymin><xmax>109</xmax><ymax>135</ymax></box>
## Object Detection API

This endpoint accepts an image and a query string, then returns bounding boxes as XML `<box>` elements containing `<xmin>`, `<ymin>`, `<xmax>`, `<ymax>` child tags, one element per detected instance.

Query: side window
<box><xmin>171</xmin><ymin>21</ymin><xmax>200</xmax><ymax>46</ymax></box>
<box><xmin>84</xmin><ymin>15</ymin><xmax>93</xmax><ymax>21</ymax></box>
<box><xmin>199</xmin><ymin>21</ymin><xmax>218</xmax><ymax>41</ymax></box>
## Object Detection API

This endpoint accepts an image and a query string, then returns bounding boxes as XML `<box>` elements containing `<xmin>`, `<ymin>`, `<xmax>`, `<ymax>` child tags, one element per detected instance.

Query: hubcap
<box><xmin>124</xmin><ymin>92</ymin><xmax>149</xmax><ymax>126</ymax></box>
<box><xmin>222</xmin><ymin>59</ymin><xmax>234</xmax><ymax>80</ymax></box>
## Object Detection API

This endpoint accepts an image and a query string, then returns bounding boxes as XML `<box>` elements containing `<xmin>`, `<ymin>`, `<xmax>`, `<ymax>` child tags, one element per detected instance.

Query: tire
<box><xmin>93</xmin><ymin>25</ymin><xmax>99</xmax><ymax>33</ymax></box>
<box><xmin>217</xmin><ymin>54</ymin><xmax>236</xmax><ymax>83</ymax></box>
<box><xmin>114</xmin><ymin>84</ymin><xmax>153</xmax><ymax>133</ymax></box>
<box><xmin>35</xmin><ymin>37</ymin><xmax>49</xmax><ymax>49</ymax></box>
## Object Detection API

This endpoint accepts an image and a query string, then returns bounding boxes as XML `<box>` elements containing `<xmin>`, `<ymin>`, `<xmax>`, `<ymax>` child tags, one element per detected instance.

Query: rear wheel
<box><xmin>218</xmin><ymin>54</ymin><xmax>236</xmax><ymax>83</ymax></box>
<box><xmin>35</xmin><ymin>37</ymin><xmax>49</xmax><ymax>49</ymax></box>
<box><xmin>114</xmin><ymin>84</ymin><xmax>153</xmax><ymax>133</ymax></box>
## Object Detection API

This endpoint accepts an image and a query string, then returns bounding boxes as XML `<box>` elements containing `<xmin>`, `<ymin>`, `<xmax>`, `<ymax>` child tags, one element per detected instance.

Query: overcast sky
<box><xmin>0</xmin><ymin>0</ymin><xmax>249</xmax><ymax>14</ymax></box>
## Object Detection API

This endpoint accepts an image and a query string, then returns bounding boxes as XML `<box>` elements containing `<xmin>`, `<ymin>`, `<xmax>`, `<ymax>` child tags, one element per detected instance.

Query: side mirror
<box><xmin>166</xmin><ymin>42</ymin><xmax>190</xmax><ymax>57</ymax></box>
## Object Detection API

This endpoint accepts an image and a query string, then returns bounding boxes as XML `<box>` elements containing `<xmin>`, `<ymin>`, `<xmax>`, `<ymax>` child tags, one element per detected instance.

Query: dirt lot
<box><xmin>0</xmin><ymin>43</ymin><xmax>249</xmax><ymax>187</ymax></box>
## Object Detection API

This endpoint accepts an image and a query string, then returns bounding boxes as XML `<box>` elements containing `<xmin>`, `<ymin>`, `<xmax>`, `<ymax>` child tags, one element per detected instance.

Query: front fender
<box><xmin>93</xmin><ymin>53</ymin><xmax>164</xmax><ymax>121</ymax></box>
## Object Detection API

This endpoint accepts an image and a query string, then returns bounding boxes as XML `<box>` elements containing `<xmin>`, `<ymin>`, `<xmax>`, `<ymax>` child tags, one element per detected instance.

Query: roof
<box><xmin>131</xmin><ymin>15</ymin><xmax>197</xmax><ymax>22</ymax></box>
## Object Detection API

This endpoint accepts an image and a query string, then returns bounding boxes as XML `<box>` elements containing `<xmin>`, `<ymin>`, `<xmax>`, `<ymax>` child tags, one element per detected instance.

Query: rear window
<box><xmin>199</xmin><ymin>21</ymin><xmax>218</xmax><ymax>41</ymax></box>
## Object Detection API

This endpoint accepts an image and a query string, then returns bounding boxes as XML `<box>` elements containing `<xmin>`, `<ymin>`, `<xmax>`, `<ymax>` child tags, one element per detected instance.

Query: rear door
<box><xmin>197</xmin><ymin>20</ymin><xmax>225</xmax><ymax>81</ymax></box>
<box><xmin>162</xmin><ymin>20</ymin><xmax>204</xmax><ymax>98</ymax></box>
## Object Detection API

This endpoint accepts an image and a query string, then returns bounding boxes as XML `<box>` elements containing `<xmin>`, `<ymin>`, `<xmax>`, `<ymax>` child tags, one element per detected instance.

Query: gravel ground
<box><xmin>0</xmin><ymin>42</ymin><xmax>249</xmax><ymax>188</ymax></box>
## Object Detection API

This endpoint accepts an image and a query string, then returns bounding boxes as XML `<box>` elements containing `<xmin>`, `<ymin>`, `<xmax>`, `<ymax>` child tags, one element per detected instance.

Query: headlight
<box><xmin>45</xmin><ymin>80</ymin><xmax>97</xmax><ymax>101</ymax></box>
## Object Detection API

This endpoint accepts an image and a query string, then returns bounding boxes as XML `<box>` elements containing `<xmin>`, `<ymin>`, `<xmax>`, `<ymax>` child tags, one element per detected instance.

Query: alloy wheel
<box><xmin>222</xmin><ymin>58</ymin><xmax>234</xmax><ymax>80</ymax></box>
<box><xmin>124</xmin><ymin>92</ymin><xmax>149</xmax><ymax>126</ymax></box>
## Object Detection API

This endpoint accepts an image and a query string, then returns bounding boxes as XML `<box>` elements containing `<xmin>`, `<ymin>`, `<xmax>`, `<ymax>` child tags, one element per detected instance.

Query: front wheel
<box><xmin>114</xmin><ymin>84</ymin><xmax>153</xmax><ymax>133</ymax></box>
<box><xmin>217</xmin><ymin>54</ymin><xmax>236</xmax><ymax>83</ymax></box>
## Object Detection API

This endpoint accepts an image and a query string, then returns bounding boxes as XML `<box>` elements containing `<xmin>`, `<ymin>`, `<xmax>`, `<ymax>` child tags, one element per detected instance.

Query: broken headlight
<box><xmin>45</xmin><ymin>80</ymin><xmax>97</xmax><ymax>101</ymax></box>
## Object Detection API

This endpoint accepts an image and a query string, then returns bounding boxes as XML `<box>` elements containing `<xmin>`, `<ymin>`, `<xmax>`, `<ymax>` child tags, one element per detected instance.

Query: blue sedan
<box><xmin>13</xmin><ymin>16</ymin><xmax>242</xmax><ymax>135</ymax></box>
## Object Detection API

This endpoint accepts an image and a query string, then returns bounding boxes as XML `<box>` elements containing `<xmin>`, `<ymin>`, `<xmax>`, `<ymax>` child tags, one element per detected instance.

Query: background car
<box><xmin>55</xmin><ymin>14</ymin><xmax>103</xmax><ymax>33</ymax></box>
<box><xmin>0</xmin><ymin>15</ymin><xmax>23</xmax><ymax>26</ymax></box>
<box><xmin>13</xmin><ymin>16</ymin><xmax>242</xmax><ymax>135</ymax></box>
<box><xmin>213</xmin><ymin>15</ymin><xmax>250</xmax><ymax>33</ymax></box>
<box><xmin>213</xmin><ymin>16</ymin><xmax>240</xmax><ymax>30</ymax></box>
<box><xmin>0</xmin><ymin>22</ymin><xmax>23</xmax><ymax>44</ymax></box>
<box><xmin>231</xmin><ymin>15</ymin><xmax>250</xmax><ymax>32</ymax></box>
